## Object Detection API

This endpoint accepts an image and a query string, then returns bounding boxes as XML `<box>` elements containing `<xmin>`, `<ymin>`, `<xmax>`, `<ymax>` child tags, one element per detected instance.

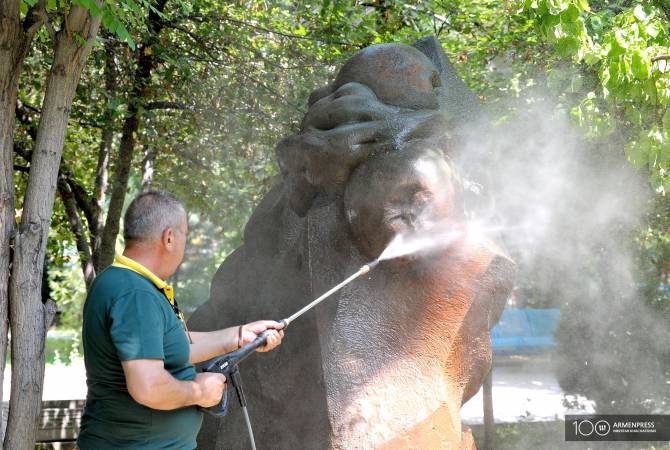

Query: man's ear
<box><xmin>162</xmin><ymin>227</ymin><xmax>174</xmax><ymax>248</ymax></box>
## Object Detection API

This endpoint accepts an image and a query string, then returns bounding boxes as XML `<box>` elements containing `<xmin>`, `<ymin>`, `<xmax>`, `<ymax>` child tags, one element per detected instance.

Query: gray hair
<box><xmin>123</xmin><ymin>190</ymin><xmax>186</xmax><ymax>244</ymax></box>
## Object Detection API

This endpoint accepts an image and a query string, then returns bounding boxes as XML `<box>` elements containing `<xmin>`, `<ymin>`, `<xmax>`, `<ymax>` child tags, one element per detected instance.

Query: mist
<box><xmin>452</xmin><ymin>95</ymin><xmax>670</xmax><ymax>416</ymax></box>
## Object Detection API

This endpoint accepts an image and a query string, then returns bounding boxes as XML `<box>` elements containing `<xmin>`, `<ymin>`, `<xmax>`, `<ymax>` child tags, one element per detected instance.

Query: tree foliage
<box><xmin>521</xmin><ymin>0</ymin><xmax>670</xmax><ymax>413</ymax></box>
<box><xmin>523</xmin><ymin>0</ymin><xmax>670</xmax><ymax>192</ymax></box>
<box><xmin>30</xmin><ymin>0</ymin><xmax>549</xmax><ymax>314</ymax></box>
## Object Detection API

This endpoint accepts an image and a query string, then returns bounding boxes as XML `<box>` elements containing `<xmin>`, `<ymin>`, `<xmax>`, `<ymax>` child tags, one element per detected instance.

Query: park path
<box><xmin>3</xmin><ymin>360</ymin><xmax>87</xmax><ymax>401</ymax></box>
<box><xmin>2</xmin><ymin>355</ymin><xmax>594</xmax><ymax>423</ymax></box>
<box><xmin>462</xmin><ymin>356</ymin><xmax>595</xmax><ymax>424</ymax></box>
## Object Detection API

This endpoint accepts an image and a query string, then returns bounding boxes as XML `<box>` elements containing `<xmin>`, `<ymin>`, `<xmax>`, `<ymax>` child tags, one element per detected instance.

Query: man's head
<box><xmin>123</xmin><ymin>190</ymin><xmax>188</xmax><ymax>278</ymax></box>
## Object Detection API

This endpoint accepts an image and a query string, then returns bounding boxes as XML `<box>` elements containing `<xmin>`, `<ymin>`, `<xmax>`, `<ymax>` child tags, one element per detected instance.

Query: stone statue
<box><xmin>189</xmin><ymin>36</ymin><xmax>515</xmax><ymax>450</ymax></box>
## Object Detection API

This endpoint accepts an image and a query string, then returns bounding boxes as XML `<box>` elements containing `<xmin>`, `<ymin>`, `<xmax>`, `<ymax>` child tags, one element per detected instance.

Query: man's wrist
<box><xmin>189</xmin><ymin>379</ymin><xmax>203</xmax><ymax>406</ymax></box>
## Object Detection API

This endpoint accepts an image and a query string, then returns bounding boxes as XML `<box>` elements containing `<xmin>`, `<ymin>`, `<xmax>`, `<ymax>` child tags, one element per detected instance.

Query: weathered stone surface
<box><xmin>189</xmin><ymin>36</ymin><xmax>514</xmax><ymax>450</ymax></box>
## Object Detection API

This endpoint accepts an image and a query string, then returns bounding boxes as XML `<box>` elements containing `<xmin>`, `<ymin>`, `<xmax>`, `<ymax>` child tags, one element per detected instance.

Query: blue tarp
<box><xmin>491</xmin><ymin>308</ymin><xmax>560</xmax><ymax>355</ymax></box>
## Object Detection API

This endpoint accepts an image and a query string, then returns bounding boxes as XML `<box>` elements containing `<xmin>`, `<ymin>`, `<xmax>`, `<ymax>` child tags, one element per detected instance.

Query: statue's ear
<box><xmin>412</xmin><ymin>36</ymin><xmax>450</xmax><ymax>82</ymax></box>
<box><xmin>412</xmin><ymin>35</ymin><xmax>484</xmax><ymax>129</ymax></box>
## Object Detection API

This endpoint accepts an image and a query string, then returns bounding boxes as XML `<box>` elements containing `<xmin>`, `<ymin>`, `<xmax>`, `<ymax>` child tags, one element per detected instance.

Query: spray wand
<box><xmin>201</xmin><ymin>259</ymin><xmax>380</xmax><ymax>448</ymax></box>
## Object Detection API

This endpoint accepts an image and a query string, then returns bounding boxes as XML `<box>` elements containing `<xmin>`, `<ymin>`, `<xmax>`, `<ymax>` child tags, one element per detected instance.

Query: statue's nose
<box><xmin>400</xmin><ymin>210</ymin><xmax>418</xmax><ymax>228</ymax></box>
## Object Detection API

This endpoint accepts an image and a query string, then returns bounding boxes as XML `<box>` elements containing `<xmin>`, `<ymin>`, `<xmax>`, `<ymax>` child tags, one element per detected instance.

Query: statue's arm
<box><xmin>277</xmin><ymin>81</ymin><xmax>448</xmax><ymax>215</ymax></box>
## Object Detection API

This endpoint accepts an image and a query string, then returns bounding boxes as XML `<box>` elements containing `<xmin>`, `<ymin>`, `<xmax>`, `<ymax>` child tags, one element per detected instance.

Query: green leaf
<box><xmin>101</xmin><ymin>10</ymin><xmax>115</xmax><ymax>31</ymax></box>
<box><xmin>556</xmin><ymin>36</ymin><xmax>579</xmax><ymax>57</ymax></box>
<box><xmin>73</xmin><ymin>32</ymin><xmax>86</xmax><ymax>46</ymax></box>
<box><xmin>632</xmin><ymin>50</ymin><xmax>650</xmax><ymax>81</ymax></box>
<box><xmin>590</xmin><ymin>15</ymin><xmax>603</xmax><ymax>32</ymax></box>
<box><xmin>646</xmin><ymin>21</ymin><xmax>661</xmax><ymax>38</ymax></box>
<box><xmin>633</xmin><ymin>5</ymin><xmax>647</xmax><ymax>22</ymax></box>
<box><xmin>577</xmin><ymin>0</ymin><xmax>590</xmax><ymax>12</ymax></box>
<box><xmin>643</xmin><ymin>78</ymin><xmax>658</xmax><ymax>104</ymax></box>
<box><xmin>627</xmin><ymin>140</ymin><xmax>649</xmax><ymax>168</ymax></box>
<box><xmin>125</xmin><ymin>0</ymin><xmax>141</xmax><ymax>14</ymax></box>
<box><xmin>75</xmin><ymin>0</ymin><xmax>101</xmax><ymax>16</ymax></box>
<box><xmin>614</xmin><ymin>29</ymin><xmax>629</xmax><ymax>49</ymax></box>
<box><xmin>606</xmin><ymin>61</ymin><xmax>620</xmax><ymax>89</ymax></box>
<box><xmin>661</xmin><ymin>143</ymin><xmax>670</xmax><ymax>165</ymax></box>
<box><xmin>564</xmin><ymin>3</ymin><xmax>580</xmax><ymax>22</ymax></box>
<box><xmin>663</xmin><ymin>108</ymin><xmax>670</xmax><ymax>133</ymax></box>
<box><xmin>114</xmin><ymin>22</ymin><xmax>135</xmax><ymax>50</ymax></box>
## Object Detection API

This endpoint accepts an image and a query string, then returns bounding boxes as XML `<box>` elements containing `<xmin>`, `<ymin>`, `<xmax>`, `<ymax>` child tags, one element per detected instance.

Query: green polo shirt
<box><xmin>78</xmin><ymin>266</ymin><xmax>202</xmax><ymax>449</ymax></box>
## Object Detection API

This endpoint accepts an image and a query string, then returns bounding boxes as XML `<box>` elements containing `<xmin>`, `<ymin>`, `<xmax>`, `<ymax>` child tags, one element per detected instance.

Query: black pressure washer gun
<box><xmin>200</xmin><ymin>259</ymin><xmax>379</xmax><ymax>450</ymax></box>
<box><xmin>202</xmin><ymin>323</ymin><xmax>287</xmax><ymax>417</ymax></box>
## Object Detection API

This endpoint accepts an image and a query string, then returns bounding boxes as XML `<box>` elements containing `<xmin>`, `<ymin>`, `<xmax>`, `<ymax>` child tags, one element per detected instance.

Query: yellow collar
<box><xmin>112</xmin><ymin>254</ymin><xmax>174</xmax><ymax>305</ymax></box>
<box><xmin>112</xmin><ymin>254</ymin><xmax>190</xmax><ymax>342</ymax></box>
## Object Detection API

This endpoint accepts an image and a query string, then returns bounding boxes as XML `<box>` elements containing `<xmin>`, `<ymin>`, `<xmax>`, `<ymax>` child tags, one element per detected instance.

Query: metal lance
<box><xmin>279</xmin><ymin>259</ymin><xmax>380</xmax><ymax>329</ymax></box>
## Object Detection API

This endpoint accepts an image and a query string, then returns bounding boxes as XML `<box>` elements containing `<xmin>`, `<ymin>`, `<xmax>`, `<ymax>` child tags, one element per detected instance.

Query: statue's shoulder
<box><xmin>467</xmin><ymin>236</ymin><xmax>516</xmax><ymax>326</ymax></box>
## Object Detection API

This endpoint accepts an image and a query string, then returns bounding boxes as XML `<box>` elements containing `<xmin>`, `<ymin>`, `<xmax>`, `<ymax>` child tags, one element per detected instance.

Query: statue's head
<box><xmin>309</xmin><ymin>43</ymin><xmax>442</xmax><ymax>110</ymax></box>
<box><xmin>344</xmin><ymin>140</ymin><xmax>464</xmax><ymax>261</ymax></box>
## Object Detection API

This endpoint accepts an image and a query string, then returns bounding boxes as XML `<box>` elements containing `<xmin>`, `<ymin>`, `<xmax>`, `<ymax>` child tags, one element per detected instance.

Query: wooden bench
<box><xmin>3</xmin><ymin>399</ymin><xmax>83</xmax><ymax>449</ymax></box>
<box><xmin>491</xmin><ymin>308</ymin><xmax>560</xmax><ymax>356</ymax></box>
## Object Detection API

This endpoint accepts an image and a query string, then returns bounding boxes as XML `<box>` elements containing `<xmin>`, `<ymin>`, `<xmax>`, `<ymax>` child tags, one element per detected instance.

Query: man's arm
<box><xmin>188</xmin><ymin>320</ymin><xmax>285</xmax><ymax>364</ymax></box>
<box><xmin>188</xmin><ymin>328</ymin><xmax>237</xmax><ymax>364</ymax></box>
<box><xmin>122</xmin><ymin>359</ymin><xmax>225</xmax><ymax>410</ymax></box>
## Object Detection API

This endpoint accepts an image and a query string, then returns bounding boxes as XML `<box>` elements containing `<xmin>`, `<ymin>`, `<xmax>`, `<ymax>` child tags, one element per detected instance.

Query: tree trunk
<box><xmin>90</xmin><ymin>39</ymin><xmax>116</xmax><ymax>274</ymax></box>
<box><xmin>483</xmin><ymin>368</ymin><xmax>495</xmax><ymax>450</ymax></box>
<box><xmin>0</xmin><ymin>0</ymin><xmax>42</xmax><ymax>442</ymax></box>
<box><xmin>97</xmin><ymin>111</ymin><xmax>138</xmax><ymax>269</ymax></box>
<box><xmin>97</xmin><ymin>0</ymin><xmax>168</xmax><ymax>270</ymax></box>
<box><xmin>58</xmin><ymin>178</ymin><xmax>94</xmax><ymax>288</ymax></box>
<box><xmin>5</xmin><ymin>5</ymin><xmax>102</xmax><ymax>448</ymax></box>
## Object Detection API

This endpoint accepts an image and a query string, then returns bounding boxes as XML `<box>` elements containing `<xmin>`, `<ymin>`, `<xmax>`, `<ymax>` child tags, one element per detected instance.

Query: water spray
<box><xmin>202</xmin><ymin>258</ymin><xmax>381</xmax><ymax>449</ymax></box>
<box><xmin>280</xmin><ymin>258</ymin><xmax>380</xmax><ymax>328</ymax></box>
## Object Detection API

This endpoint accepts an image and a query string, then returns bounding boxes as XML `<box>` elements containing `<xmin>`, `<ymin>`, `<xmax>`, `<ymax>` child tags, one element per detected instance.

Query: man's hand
<box><xmin>194</xmin><ymin>372</ymin><xmax>226</xmax><ymax>408</ymax></box>
<box><xmin>239</xmin><ymin>320</ymin><xmax>285</xmax><ymax>352</ymax></box>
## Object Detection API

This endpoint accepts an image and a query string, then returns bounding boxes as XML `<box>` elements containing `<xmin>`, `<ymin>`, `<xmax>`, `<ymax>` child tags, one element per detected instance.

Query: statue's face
<box><xmin>344</xmin><ymin>146</ymin><xmax>463</xmax><ymax>261</ymax></box>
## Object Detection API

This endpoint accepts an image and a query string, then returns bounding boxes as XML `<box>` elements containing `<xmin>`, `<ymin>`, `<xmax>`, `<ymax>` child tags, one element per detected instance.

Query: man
<box><xmin>78</xmin><ymin>191</ymin><xmax>284</xmax><ymax>449</ymax></box>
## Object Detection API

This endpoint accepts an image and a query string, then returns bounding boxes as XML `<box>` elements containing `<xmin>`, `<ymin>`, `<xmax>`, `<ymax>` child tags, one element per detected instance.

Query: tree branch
<box><xmin>90</xmin><ymin>36</ymin><xmax>116</xmax><ymax>266</ymax></box>
<box><xmin>171</xmin><ymin>14</ymin><xmax>354</xmax><ymax>47</ymax></box>
<box><xmin>652</xmin><ymin>0</ymin><xmax>670</xmax><ymax>22</ymax></box>
<box><xmin>16</xmin><ymin>100</ymin><xmax>38</xmax><ymax>141</ymax></box>
<box><xmin>12</xmin><ymin>141</ymin><xmax>32</xmax><ymax>162</ymax></box>
<box><xmin>57</xmin><ymin>178</ymin><xmax>95</xmax><ymax>288</ymax></box>
<box><xmin>145</xmin><ymin>101</ymin><xmax>190</xmax><ymax>111</ymax></box>
<box><xmin>652</xmin><ymin>54</ymin><xmax>670</xmax><ymax>62</ymax></box>
<box><xmin>34</xmin><ymin>0</ymin><xmax>56</xmax><ymax>41</ymax></box>
<box><xmin>23</xmin><ymin>3</ymin><xmax>44</xmax><ymax>35</ymax></box>
<box><xmin>63</xmin><ymin>173</ymin><xmax>96</xmax><ymax>229</ymax></box>
<box><xmin>13</xmin><ymin>138</ymin><xmax>97</xmax><ymax>235</ymax></box>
